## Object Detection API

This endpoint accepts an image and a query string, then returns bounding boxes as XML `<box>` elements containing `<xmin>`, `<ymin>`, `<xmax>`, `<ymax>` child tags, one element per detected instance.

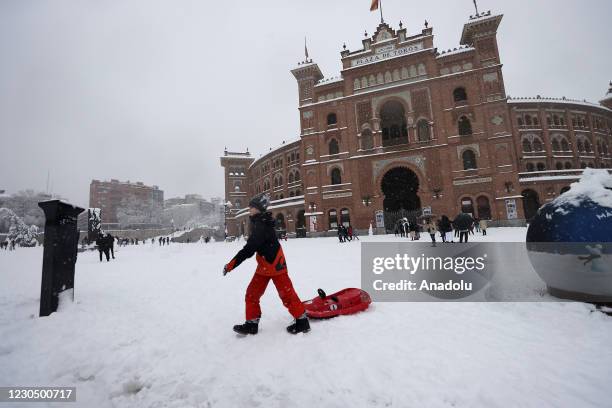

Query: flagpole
<box><xmin>380</xmin><ymin>0</ymin><xmax>384</xmax><ymax>23</ymax></box>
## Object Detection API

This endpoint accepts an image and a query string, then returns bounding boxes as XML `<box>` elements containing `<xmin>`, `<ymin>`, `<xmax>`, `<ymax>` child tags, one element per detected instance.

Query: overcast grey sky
<box><xmin>1</xmin><ymin>0</ymin><xmax>610</xmax><ymax>208</ymax></box>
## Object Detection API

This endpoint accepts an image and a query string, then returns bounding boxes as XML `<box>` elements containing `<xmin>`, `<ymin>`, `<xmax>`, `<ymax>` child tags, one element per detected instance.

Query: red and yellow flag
<box><xmin>370</xmin><ymin>0</ymin><xmax>379</xmax><ymax>12</ymax></box>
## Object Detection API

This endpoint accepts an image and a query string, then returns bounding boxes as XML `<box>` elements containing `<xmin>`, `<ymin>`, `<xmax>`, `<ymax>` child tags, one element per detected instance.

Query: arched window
<box><xmin>275</xmin><ymin>213</ymin><xmax>286</xmax><ymax>231</ymax></box>
<box><xmin>288</xmin><ymin>173</ymin><xmax>294</xmax><ymax>183</ymax></box>
<box><xmin>584</xmin><ymin>139</ymin><xmax>591</xmax><ymax>152</ymax></box>
<box><xmin>328</xmin><ymin>209</ymin><xmax>338</xmax><ymax>230</ymax></box>
<box><xmin>525</xmin><ymin>115</ymin><xmax>533</xmax><ymax>126</ymax></box>
<box><xmin>274</xmin><ymin>175</ymin><xmax>283</xmax><ymax>187</ymax></box>
<box><xmin>289</xmin><ymin>191</ymin><xmax>295</xmax><ymax>197</ymax></box>
<box><xmin>552</xmin><ymin>139</ymin><xmax>560</xmax><ymax>152</ymax></box>
<box><xmin>327</xmin><ymin>113</ymin><xmax>337</xmax><ymax>127</ymax></box>
<box><xmin>380</xmin><ymin>101</ymin><xmax>408</xmax><ymax>146</ymax></box>
<box><xmin>532</xmin><ymin>138</ymin><xmax>543</xmax><ymax>152</ymax></box>
<box><xmin>526</xmin><ymin>163</ymin><xmax>535</xmax><ymax>172</ymax></box>
<box><xmin>294</xmin><ymin>171</ymin><xmax>300</xmax><ymax>181</ymax></box>
<box><xmin>462</xmin><ymin>149</ymin><xmax>477</xmax><ymax>170</ymax></box>
<box><xmin>361</xmin><ymin>129</ymin><xmax>374</xmax><ymax>150</ymax></box>
<box><xmin>556</xmin><ymin>162</ymin><xmax>563</xmax><ymax>170</ymax></box>
<box><xmin>564</xmin><ymin>162</ymin><xmax>573</xmax><ymax>169</ymax></box>
<box><xmin>235</xmin><ymin>200</ymin><xmax>241</xmax><ymax>209</ymax></box>
<box><xmin>537</xmin><ymin>162</ymin><xmax>546</xmax><ymax>171</ymax></box>
<box><xmin>458</xmin><ymin>116</ymin><xmax>472</xmax><ymax>136</ymax></box>
<box><xmin>417</xmin><ymin>119</ymin><xmax>431</xmax><ymax>142</ymax></box>
<box><xmin>577</xmin><ymin>139</ymin><xmax>585</xmax><ymax>153</ymax></box>
<box><xmin>453</xmin><ymin>87</ymin><xmax>468</xmax><ymax>102</ymax></box>
<box><xmin>561</xmin><ymin>138</ymin><xmax>570</xmax><ymax>151</ymax></box>
<box><xmin>553</xmin><ymin>115</ymin><xmax>560</xmax><ymax>126</ymax></box>
<box><xmin>331</xmin><ymin>168</ymin><xmax>342</xmax><ymax>185</ymax></box>
<box><xmin>329</xmin><ymin>139</ymin><xmax>339</xmax><ymax>155</ymax></box>
<box><xmin>340</xmin><ymin>208</ymin><xmax>351</xmax><ymax>227</ymax></box>
<box><xmin>517</xmin><ymin>117</ymin><xmax>524</xmax><ymax>126</ymax></box>
<box><xmin>522</xmin><ymin>139</ymin><xmax>532</xmax><ymax>152</ymax></box>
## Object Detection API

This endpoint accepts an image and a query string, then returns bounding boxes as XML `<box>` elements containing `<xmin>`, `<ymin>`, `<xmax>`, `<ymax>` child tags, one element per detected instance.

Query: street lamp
<box><xmin>362</xmin><ymin>196</ymin><xmax>372</xmax><ymax>207</ymax></box>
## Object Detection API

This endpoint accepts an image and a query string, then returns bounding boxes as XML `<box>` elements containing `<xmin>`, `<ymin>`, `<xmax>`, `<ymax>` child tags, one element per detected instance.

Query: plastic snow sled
<box><xmin>303</xmin><ymin>288</ymin><xmax>372</xmax><ymax>319</ymax></box>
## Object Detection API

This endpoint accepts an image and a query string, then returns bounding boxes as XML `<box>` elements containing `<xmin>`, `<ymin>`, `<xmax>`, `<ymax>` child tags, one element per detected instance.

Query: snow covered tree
<box><xmin>4</xmin><ymin>210</ymin><xmax>38</xmax><ymax>247</ymax></box>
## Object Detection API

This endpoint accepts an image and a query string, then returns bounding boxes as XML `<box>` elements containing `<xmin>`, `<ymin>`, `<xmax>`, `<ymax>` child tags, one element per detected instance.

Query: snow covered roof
<box><xmin>435</xmin><ymin>46</ymin><xmax>475</xmax><ymax>58</ymax></box>
<box><xmin>508</xmin><ymin>96</ymin><xmax>612</xmax><ymax>114</ymax></box>
<box><xmin>250</xmin><ymin>138</ymin><xmax>301</xmax><ymax>168</ymax></box>
<box><xmin>315</xmin><ymin>76</ymin><xmax>344</xmax><ymax>87</ymax></box>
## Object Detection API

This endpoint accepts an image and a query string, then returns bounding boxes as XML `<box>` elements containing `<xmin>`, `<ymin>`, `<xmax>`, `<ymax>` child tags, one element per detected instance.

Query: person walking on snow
<box><xmin>479</xmin><ymin>218</ymin><xmax>488</xmax><ymax>236</ymax></box>
<box><xmin>223</xmin><ymin>193</ymin><xmax>310</xmax><ymax>336</ymax></box>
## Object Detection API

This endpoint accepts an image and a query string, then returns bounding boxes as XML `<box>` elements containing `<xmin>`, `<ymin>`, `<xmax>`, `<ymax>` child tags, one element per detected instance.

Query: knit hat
<box><xmin>248</xmin><ymin>193</ymin><xmax>270</xmax><ymax>213</ymax></box>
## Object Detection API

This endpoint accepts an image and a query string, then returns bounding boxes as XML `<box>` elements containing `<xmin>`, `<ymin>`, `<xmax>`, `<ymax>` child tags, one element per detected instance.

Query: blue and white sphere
<box><xmin>526</xmin><ymin>169</ymin><xmax>612</xmax><ymax>301</ymax></box>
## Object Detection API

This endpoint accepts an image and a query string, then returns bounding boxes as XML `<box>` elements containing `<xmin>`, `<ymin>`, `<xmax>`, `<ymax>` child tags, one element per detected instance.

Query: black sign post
<box><xmin>38</xmin><ymin>200</ymin><xmax>85</xmax><ymax>317</ymax></box>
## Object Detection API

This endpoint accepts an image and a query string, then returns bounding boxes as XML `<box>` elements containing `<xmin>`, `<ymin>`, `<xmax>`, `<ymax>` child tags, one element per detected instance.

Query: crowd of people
<box><xmin>394</xmin><ymin>214</ymin><xmax>488</xmax><ymax>245</ymax></box>
<box><xmin>0</xmin><ymin>240</ymin><xmax>15</xmax><ymax>250</ymax></box>
<box><xmin>82</xmin><ymin>233</ymin><xmax>182</xmax><ymax>262</ymax></box>
<box><xmin>337</xmin><ymin>225</ymin><xmax>359</xmax><ymax>243</ymax></box>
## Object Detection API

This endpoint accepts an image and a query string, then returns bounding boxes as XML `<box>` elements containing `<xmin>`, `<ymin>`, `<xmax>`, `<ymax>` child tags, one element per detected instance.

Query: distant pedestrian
<box><xmin>425</xmin><ymin>219</ymin><xmax>437</xmax><ymax>246</ymax></box>
<box><xmin>438</xmin><ymin>215</ymin><xmax>453</xmax><ymax>243</ymax></box>
<box><xmin>106</xmin><ymin>233</ymin><xmax>115</xmax><ymax>259</ymax></box>
<box><xmin>96</xmin><ymin>233</ymin><xmax>110</xmax><ymax>262</ymax></box>
<box><xmin>479</xmin><ymin>219</ymin><xmax>488</xmax><ymax>236</ymax></box>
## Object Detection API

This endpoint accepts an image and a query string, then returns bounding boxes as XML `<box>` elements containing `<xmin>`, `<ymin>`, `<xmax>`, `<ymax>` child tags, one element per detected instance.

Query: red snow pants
<box><xmin>245</xmin><ymin>272</ymin><xmax>305</xmax><ymax>321</ymax></box>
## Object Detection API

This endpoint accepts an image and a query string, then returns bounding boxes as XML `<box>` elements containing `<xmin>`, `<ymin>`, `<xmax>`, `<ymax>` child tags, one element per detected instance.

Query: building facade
<box><xmin>89</xmin><ymin>179</ymin><xmax>164</xmax><ymax>227</ymax></box>
<box><xmin>221</xmin><ymin>11</ymin><xmax>612</xmax><ymax>237</ymax></box>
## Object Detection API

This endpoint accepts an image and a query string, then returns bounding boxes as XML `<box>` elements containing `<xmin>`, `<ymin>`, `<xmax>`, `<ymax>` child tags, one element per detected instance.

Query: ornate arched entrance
<box><xmin>381</xmin><ymin>167</ymin><xmax>421</xmax><ymax>232</ymax></box>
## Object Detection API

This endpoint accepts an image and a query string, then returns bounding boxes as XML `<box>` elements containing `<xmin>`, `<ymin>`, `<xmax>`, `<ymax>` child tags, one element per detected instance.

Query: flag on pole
<box><xmin>304</xmin><ymin>37</ymin><xmax>309</xmax><ymax>59</ymax></box>
<box><xmin>370</xmin><ymin>0</ymin><xmax>379</xmax><ymax>12</ymax></box>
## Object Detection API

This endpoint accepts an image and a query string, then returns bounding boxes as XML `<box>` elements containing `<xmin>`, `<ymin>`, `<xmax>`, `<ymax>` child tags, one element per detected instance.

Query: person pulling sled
<box><xmin>223</xmin><ymin>193</ymin><xmax>310</xmax><ymax>336</ymax></box>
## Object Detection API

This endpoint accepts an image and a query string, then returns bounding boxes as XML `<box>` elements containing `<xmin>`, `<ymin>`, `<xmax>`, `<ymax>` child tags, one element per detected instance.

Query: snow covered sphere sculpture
<box><xmin>526</xmin><ymin>169</ymin><xmax>612</xmax><ymax>302</ymax></box>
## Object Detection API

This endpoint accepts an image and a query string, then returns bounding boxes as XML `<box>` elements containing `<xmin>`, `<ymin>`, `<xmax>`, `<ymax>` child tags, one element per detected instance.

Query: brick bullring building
<box><xmin>221</xmin><ymin>10</ymin><xmax>612</xmax><ymax>237</ymax></box>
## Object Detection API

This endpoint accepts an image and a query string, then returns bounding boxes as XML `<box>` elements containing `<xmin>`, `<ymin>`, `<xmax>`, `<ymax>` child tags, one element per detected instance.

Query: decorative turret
<box><xmin>600</xmin><ymin>81</ymin><xmax>612</xmax><ymax>110</ymax></box>
<box><xmin>290</xmin><ymin>41</ymin><xmax>324</xmax><ymax>107</ymax></box>
<box><xmin>460</xmin><ymin>10</ymin><xmax>503</xmax><ymax>66</ymax></box>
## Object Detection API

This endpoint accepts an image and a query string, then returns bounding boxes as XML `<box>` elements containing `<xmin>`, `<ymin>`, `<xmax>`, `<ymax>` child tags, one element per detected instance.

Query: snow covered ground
<box><xmin>1</xmin><ymin>228</ymin><xmax>612</xmax><ymax>408</ymax></box>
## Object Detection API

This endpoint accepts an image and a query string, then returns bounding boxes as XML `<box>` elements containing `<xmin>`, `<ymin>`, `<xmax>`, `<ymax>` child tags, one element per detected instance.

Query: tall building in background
<box><xmin>221</xmin><ymin>9</ymin><xmax>612</xmax><ymax>237</ymax></box>
<box><xmin>89</xmin><ymin>179</ymin><xmax>164</xmax><ymax>227</ymax></box>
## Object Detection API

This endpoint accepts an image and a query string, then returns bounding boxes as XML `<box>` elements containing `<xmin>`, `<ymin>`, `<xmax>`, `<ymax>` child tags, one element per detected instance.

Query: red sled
<box><xmin>303</xmin><ymin>288</ymin><xmax>372</xmax><ymax>319</ymax></box>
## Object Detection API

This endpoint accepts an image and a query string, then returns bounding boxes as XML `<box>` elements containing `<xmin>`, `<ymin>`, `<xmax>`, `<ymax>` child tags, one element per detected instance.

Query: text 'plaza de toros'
<box><xmin>221</xmin><ymin>9</ymin><xmax>612</xmax><ymax>237</ymax></box>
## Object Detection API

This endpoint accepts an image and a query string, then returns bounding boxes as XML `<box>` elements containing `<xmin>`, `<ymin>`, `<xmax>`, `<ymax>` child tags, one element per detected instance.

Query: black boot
<box><xmin>233</xmin><ymin>321</ymin><xmax>258</xmax><ymax>335</ymax></box>
<box><xmin>286</xmin><ymin>316</ymin><xmax>310</xmax><ymax>334</ymax></box>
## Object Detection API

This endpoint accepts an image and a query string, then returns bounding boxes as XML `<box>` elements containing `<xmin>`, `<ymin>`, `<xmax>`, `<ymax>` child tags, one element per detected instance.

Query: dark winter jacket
<box><xmin>438</xmin><ymin>216</ymin><xmax>452</xmax><ymax>233</ymax></box>
<box><xmin>226</xmin><ymin>212</ymin><xmax>284</xmax><ymax>274</ymax></box>
<box><xmin>96</xmin><ymin>235</ymin><xmax>108</xmax><ymax>251</ymax></box>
